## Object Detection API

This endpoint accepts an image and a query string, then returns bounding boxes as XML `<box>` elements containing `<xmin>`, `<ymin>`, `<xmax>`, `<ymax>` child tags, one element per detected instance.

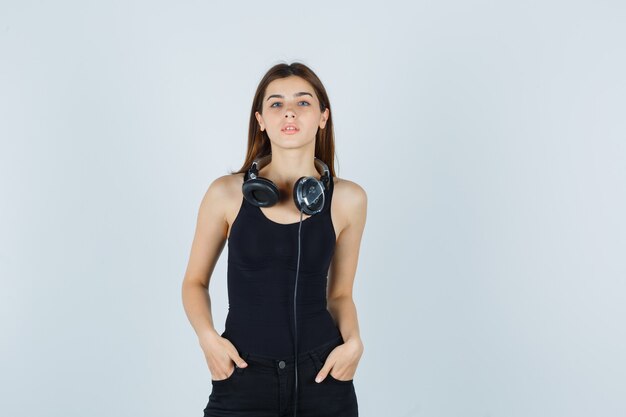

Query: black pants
<box><xmin>203</xmin><ymin>335</ymin><xmax>359</xmax><ymax>417</ymax></box>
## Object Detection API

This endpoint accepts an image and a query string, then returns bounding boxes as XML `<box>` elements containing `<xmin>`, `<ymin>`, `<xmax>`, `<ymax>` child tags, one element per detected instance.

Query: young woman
<box><xmin>181</xmin><ymin>62</ymin><xmax>367</xmax><ymax>417</ymax></box>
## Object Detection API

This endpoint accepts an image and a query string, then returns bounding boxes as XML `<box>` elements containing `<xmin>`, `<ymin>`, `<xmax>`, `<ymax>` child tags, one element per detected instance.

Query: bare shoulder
<box><xmin>331</xmin><ymin>176</ymin><xmax>368</xmax><ymax>235</ymax></box>
<box><xmin>333</xmin><ymin>177</ymin><xmax>367</xmax><ymax>204</ymax></box>
<box><xmin>200</xmin><ymin>173</ymin><xmax>245</xmax><ymax>221</ymax></box>
<box><xmin>184</xmin><ymin>173</ymin><xmax>244</xmax><ymax>289</ymax></box>
<box><xmin>213</xmin><ymin>172</ymin><xmax>245</xmax><ymax>197</ymax></box>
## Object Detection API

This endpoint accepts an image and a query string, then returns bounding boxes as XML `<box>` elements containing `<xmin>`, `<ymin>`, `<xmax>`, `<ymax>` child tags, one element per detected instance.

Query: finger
<box><xmin>315</xmin><ymin>363</ymin><xmax>333</xmax><ymax>383</ymax></box>
<box><xmin>214</xmin><ymin>363</ymin><xmax>235</xmax><ymax>380</ymax></box>
<box><xmin>231</xmin><ymin>353</ymin><xmax>248</xmax><ymax>368</ymax></box>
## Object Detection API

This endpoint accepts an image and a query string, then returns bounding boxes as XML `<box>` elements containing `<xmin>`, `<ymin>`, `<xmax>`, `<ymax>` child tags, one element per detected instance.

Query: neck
<box><xmin>260</xmin><ymin>149</ymin><xmax>320</xmax><ymax>189</ymax></box>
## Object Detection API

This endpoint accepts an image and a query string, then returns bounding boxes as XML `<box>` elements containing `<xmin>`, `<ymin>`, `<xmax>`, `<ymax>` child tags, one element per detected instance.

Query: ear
<box><xmin>255</xmin><ymin>111</ymin><xmax>265</xmax><ymax>131</ymax></box>
<box><xmin>319</xmin><ymin>108</ymin><xmax>330</xmax><ymax>130</ymax></box>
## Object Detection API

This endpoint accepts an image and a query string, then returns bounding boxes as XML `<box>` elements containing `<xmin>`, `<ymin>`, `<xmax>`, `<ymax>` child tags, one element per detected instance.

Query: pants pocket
<box><xmin>310</xmin><ymin>344</ymin><xmax>354</xmax><ymax>384</ymax></box>
<box><xmin>211</xmin><ymin>363</ymin><xmax>246</xmax><ymax>385</ymax></box>
<box><xmin>327</xmin><ymin>371</ymin><xmax>354</xmax><ymax>383</ymax></box>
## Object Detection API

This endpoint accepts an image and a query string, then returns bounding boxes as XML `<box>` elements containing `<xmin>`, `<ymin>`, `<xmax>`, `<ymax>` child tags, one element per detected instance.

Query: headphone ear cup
<box><xmin>293</xmin><ymin>177</ymin><xmax>325</xmax><ymax>215</ymax></box>
<box><xmin>292</xmin><ymin>176</ymin><xmax>306</xmax><ymax>212</ymax></box>
<box><xmin>243</xmin><ymin>177</ymin><xmax>280</xmax><ymax>207</ymax></box>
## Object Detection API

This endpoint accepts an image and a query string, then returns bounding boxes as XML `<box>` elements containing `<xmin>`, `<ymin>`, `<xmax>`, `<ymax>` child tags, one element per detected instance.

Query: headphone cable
<box><xmin>292</xmin><ymin>206</ymin><xmax>304</xmax><ymax>417</ymax></box>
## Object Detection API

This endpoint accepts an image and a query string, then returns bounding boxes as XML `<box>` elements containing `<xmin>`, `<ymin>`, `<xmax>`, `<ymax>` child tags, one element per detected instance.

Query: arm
<box><xmin>315</xmin><ymin>181</ymin><xmax>367</xmax><ymax>382</ymax></box>
<box><xmin>181</xmin><ymin>176</ymin><xmax>248</xmax><ymax>378</ymax></box>
<box><xmin>181</xmin><ymin>176</ymin><xmax>228</xmax><ymax>341</ymax></box>
<box><xmin>327</xmin><ymin>181</ymin><xmax>367</xmax><ymax>346</ymax></box>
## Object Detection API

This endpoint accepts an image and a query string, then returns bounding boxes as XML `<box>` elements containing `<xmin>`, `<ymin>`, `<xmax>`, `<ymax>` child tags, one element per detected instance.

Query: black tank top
<box><xmin>221</xmin><ymin>174</ymin><xmax>342</xmax><ymax>357</ymax></box>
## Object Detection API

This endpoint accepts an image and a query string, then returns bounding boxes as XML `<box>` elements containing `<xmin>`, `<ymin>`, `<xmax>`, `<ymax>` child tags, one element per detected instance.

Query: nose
<box><xmin>283</xmin><ymin>103</ymin><xmax>297</xmax><ymax>118</ymax></box>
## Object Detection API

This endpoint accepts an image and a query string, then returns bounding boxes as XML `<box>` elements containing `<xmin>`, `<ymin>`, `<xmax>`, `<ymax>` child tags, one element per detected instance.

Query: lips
<box><xmin>281</xmin><ymin>124</ymin><xmax>299</xmax><ymax>132</ymax></box>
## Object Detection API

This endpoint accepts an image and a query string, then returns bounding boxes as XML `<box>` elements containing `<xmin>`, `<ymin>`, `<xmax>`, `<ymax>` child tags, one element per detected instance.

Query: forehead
<box><xmin>264</xmin><ymin>76</ymin><xmax>316</xmax><ymax>99</ymax></box>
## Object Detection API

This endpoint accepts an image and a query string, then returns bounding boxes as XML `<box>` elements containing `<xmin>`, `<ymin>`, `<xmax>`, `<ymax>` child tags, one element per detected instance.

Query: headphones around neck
<box><xmin>242</xmin><ymin>153</ymin><xmax>332</xmax><ymax>215</ymax></box>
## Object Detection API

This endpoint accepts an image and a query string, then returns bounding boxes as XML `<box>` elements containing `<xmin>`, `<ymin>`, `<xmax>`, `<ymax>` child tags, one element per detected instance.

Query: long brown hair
<box><xmin>229</xmin><ymin>62</ymin><xmax>337</xmax><ymax>178</ymax></box>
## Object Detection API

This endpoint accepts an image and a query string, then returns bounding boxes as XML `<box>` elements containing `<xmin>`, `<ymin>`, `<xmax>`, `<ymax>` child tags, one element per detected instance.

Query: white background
<box><xmin>1</xmin><ymin>1</ymin><xmax>625</xmax><ymax>416</ymax></box>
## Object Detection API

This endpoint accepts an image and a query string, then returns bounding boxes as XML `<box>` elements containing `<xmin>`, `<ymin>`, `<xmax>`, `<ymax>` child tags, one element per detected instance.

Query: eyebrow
<box><xmin>266</xmin><ymin>92</ymin><xmax>313</xmax><ymax>101</ymax></box>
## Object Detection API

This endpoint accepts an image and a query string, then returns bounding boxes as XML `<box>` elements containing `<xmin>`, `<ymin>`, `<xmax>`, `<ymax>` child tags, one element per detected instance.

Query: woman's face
<box><xmin>255</xmin><ymin>76</ymin><xmax>329</xmax><ymax>150</ymax></box>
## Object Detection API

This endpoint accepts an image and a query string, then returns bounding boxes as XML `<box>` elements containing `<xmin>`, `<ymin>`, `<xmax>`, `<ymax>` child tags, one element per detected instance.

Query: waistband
<box><xmin>237</xmin><ymin>335</ymin><xmax>344</xmax><ymax>369</ymax></box>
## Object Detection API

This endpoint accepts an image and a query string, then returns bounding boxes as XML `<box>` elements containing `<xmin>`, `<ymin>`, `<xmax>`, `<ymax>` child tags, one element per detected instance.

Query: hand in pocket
<box><xmin>199</xmin><ymin>333</ymin><xmax>248</xmax><ymax>381</ymax></box>
<box><xmin>315</xmin><ymin>339</ymin><xmax>363</xmax><ymax>383</ymax></box>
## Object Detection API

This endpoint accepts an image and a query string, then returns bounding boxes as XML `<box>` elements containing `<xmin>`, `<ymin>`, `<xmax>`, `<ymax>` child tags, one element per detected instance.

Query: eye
<box><xmin>269</xmin><ymin>101</ymin><xmax>311</xmax><ymax>108</ymax></box>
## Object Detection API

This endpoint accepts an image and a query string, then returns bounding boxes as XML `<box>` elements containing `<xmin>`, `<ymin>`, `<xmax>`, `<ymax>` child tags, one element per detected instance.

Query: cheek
<box><xmin>300</xmin><ymin>113</ymin><xmax>320</xmax><ymax>126</ymax></box>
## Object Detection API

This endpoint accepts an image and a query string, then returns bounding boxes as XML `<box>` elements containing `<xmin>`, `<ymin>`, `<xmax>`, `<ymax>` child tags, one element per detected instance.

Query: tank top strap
<box><xmin>240</xmin><ymin>171</ymin><xmax>253</xmax><ymax>209</ymax></box>
<box><xmin>322</xmin><ymin>175</ymin><xmax>334</xmax><ymax>214</ymax></box>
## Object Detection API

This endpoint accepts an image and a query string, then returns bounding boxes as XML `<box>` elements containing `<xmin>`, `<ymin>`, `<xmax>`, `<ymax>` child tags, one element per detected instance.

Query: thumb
<box><xmin>315</xmin><ymin>363</ymin><xmax>332</xmax><ymax>383</ymax></box>
<box><xmin>232</xmin><ymin>354</ymin><xmax>248</xmax><ymax>368</ymax></box>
